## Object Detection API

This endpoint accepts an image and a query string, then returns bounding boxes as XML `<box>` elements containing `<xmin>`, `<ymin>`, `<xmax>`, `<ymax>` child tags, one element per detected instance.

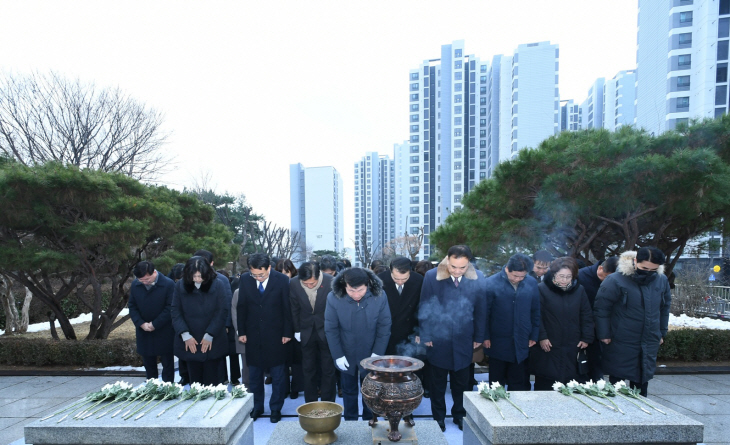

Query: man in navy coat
<box><xmin>237</xmin><ymin>253</ymin><xmax>293</xmax><ymax>423</ymax></box>
<box><xmin>128</xmin><ymin>261</ymin><xmax>176</xmax><ymax>382</ymax></box>
<box><xmin>484</xmin><ymin>253</ymin><xmax>540</xmax><ymax>392</ymax></box>
<box><xmin>418</xmin><ymin>245</ymin><xmax>486</xmax><ymax>432</ymax></box>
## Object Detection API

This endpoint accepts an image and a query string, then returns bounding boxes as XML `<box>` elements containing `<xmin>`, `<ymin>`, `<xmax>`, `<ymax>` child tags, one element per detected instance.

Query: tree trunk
<box><xmin>18</xmin><ymin>287</ymin><xmax>32</xmax><ymax>333</ymax></box>
<box><xmin>0</xmin><ymin>275</ymin><xmax>20</xmax><ymax>334</ymax></box>
<box><xmin>47</xmin><ymin>312</ymin><xmax>60</xmax><ymax>340</ymax></box>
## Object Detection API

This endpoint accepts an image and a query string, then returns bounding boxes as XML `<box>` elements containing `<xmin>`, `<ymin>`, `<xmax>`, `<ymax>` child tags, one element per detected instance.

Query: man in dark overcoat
<box><xmin>290</xmin><ymin>262</ymin><xmax>336</xmax><ymax>403</ymax></box>
<box><xmin>378</xmin><ymin>256</ymin><xmax>424</xmax><ymax>425</ymax></box>
<box><xmin>418</xmin><ymin>245</ymin><xmax>486</xmax><ymax>432</ymax></box>
<box><xmin>128</xmin><ymin>261</ymin><xmax>176</xmax><ymax>382</ymax></box>
<box><xmin>484</xmin><ymin>253</ymin><xmax>540</xmax><ymax>392</ymax></box>
<box><xmin>237</xmin><ymin>253</ymin><xmax>293</xmax><ymax>423</ymax></box>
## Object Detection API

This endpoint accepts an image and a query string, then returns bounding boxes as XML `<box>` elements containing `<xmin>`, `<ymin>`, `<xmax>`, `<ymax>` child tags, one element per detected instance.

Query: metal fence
<box><xmin>673</xmin><ymin>285</ymin><xmax>730</xmax><ymax>319</ymax></box>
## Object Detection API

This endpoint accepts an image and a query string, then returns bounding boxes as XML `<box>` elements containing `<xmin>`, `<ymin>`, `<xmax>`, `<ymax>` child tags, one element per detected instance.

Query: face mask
<box><xmin>552</xmin><ymin>277</ymin><xmax>573</xmax><ymax>291</ymax></box>
<box><xmin>194</xmin><ymin>282</ymin><xmax>202</xmax><ymax>289</ymax></box>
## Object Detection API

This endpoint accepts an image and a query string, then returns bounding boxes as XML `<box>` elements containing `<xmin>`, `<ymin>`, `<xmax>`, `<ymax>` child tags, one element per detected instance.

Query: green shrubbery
<box><xmin>0</xmin><ymin>337</ymin><xmax>142</xmax><ymax>367</ymax></box>
<box><xmin>658</xmin><ymin>328</ymin><xmax>730</xmax><ymax>362</ymax></box>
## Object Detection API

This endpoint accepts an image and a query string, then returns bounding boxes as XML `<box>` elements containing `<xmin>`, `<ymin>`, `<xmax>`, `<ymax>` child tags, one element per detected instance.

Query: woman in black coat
<box><xmin>530</xmin><ymin>257</ymin><xmax>594</xmax><ymax>390</ymax></box>
<box><xmin>171</xmin><ymin>256</ymin><xmax>228</xmax><ymax>385</ymax></box>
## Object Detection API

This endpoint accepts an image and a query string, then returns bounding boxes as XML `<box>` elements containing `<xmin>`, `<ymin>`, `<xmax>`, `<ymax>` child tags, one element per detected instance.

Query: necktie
<box><xmin>397</xmin><ymin>285</ymin><xmax>403</xmax><ymax>295</ymax></box>
<box><xmin>454</xmin><ymin>277</ymin><xmax>460</xmax><ymax>288</ymax></box>
<box><xmin>258</xmin><ymin>282</ymin><xmax>264</xmax><ymax>295</ymax></box>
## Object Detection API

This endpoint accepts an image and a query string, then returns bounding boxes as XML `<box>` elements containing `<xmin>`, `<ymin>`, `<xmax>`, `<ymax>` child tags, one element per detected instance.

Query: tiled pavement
<box><xmin>1</xmin><ymin>373</ymin><xmax>729</xmax><ymax>445</ymax></box>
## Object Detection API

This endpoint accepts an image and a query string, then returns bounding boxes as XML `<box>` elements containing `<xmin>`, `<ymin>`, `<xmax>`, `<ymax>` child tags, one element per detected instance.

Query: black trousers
<box><xmin>187</xmin><ymin>357</ymin><xmax>223</xmax><ymax>386</ymax></box>
<box><xmin>142</xmin><ymin>354</ymin><xmax>174</xmax><ymax>382</ymax></box>
<box><xmin>301</xmin><ymin>334</ymin><xmax>337</xmax><ymax>402</ymax></box>
<box><xmin>488</xmin><ymin>357</ymin><xmax>531</xmax><ymax>391</ymax></box>
<box><xmin>609</xmin><ymin>375</ymin><xmax>649</xmax><ymax>397</ymax></box>
<box><xmin>218</xmin><ymin>328</ymin><xmax>242</xmax><ymax>383</ymax></box>
<box><xmin>586</xmin><ymin>339</ymin><xmax>604</xmax><ymax>381</ymax></box>
<box><xmin>430</xmin><ymin>364</ymin><xmax>470</xmax><ymax>422</ymax></box>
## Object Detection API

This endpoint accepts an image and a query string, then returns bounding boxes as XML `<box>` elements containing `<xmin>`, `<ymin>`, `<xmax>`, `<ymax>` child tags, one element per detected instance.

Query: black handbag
<box><xmin>577</xmin><ymin>350</ymin><xmax>589</xmax><ymax>375</ymax></box>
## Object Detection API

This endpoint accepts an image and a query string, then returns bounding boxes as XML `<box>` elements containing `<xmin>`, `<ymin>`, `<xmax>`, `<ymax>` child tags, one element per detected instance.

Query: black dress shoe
<box><xmin>250</xmin><ymin>409</ymin><xmax>264</xmax><ymax>421</ymax></box>
<box><xmin>338</xmin><ymin>388</ymin><xmax>343</xmax><ymax>398</ymax></box>
<box><xmin>265</xmin><ymin>375</ymin><xmax>272</xmax><ymax>384</ymax></box>
<box><xmin>436</xmin><ymin>420</ymin><xmax>446</xmax><ymax>432</ymax></box>
<box><xmin>231</xmin><ymin>379</ymin><xmax>241</xmax><ymax>386</ymax></box>
<box><xmin>177</xmin><ymin>377</ymin><xmax>189</xmax><ymax>386</ymax></box>
<box><xmin>270</xmin><ymin>410</ymin><xmax>282</xmax><ymax>423</ymax></box>
<box><xmin>290</xmin><ymin>391</ymin><xmax>299</xmax><ymax>399</ymax></box>
<box><xmin>453</xmin><ymin>417</ymin><xmax>463</xmax><ymax>431</ymax></box>
<box><xmin>423</xmin><ymin>389</ymin><xmax>430</xmax><ymax>398</ymax></box>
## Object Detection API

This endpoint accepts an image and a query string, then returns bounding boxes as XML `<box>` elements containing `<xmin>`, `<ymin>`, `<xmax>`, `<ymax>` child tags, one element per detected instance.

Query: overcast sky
<box><xmin>0</xmin><ymin>0</ymin><xmax>638</xmax><ymax>249</ymax></box>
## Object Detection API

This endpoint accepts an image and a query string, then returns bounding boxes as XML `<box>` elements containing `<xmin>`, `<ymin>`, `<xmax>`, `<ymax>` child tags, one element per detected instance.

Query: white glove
<box><xmin>371</xmin><ymin>353</ymin><xmax>379</xmax><ymax>357</ymax></box>
<box><xmin>294</xmin><ymin>332</ymin><xmax>301</xmax><ymax>342</ymax></box>
<box><xmin>335</xmin><ymin>356</ymin><xmax>349</xmax><ymax>371</ymax></box>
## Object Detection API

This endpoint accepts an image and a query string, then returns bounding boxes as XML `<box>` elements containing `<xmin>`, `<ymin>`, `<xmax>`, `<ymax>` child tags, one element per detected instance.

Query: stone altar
<box><xmin>463</xmin><ymin>391</ymin><xmax>703</xmax><ymax>445</ymax></box>
<box><xmin>266</xmin><ymin>419</ymin><xmax>448</xmax><ymax>445</ymax></box>
<box><xmin>24</xmin><ymin>393</ymin><xmax>254</xmax><ymax>445</ymax></box>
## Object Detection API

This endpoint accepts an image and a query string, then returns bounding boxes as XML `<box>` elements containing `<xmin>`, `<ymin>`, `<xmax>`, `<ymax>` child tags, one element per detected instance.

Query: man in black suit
<box><xmin>290</xmin><ymin>262</ymin><xmax>336</xmax><ymax>403</ymax></box>
<box><xmin>378</xmin><ymin>256</ymin><xmax>425</xmax><ymax>425</ymax></box>
<box><xmin>237</xmin><ymin>253</ymin><xmax>293</xmax><ymax>423</ymax></box>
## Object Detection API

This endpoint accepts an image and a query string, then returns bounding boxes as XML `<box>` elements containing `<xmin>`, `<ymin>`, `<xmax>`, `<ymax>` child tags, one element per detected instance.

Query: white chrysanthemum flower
<box><xmin>174</xmin><ymin>383</ymin><xmax>184</xmax><ymax>391</ymax></box>
<box><xmin>586</xmin><ymin>379</ymin><xmax>594</xmax><ymax>386</ymax></box>
<box><xmin>552</xmin><ymin>382</ymin><xmax>564</xmax><ymax>391</ymax></box>
<box><xmin>477</xmin><ymin>382</ymin><xmax>488</xmax><ymax>392</ymax></box>
<box><xmin>191</xmin><ymin>382</ymin><xmax>204</xmax><ymax>390</ymax></box>
<box><xmin>101</xmin><ymin>384</ymin><xmax>112</xmax><ymax>391</ymax></box>
<box><xmin>235</xmin><ymin>384</ymin><xmax>247</xmax><ymax>392</ymax></box>
<box><xmin>490</xmin><ymin>382</ymin><xmax>502</xmax><ymax>390</ymax></box>
<box><xmin>614</xmin><ymin>380</ymin><xmax>626</xmax><ymax>389</ymax></box>
<box><xmin>596</xmin><ymin>379</ymin><xmax>606</xmax><ymax>390</ymax></box>
<box><xmin>215</xmin><ymin>384</ymin><xmax>228</xmax><ymax>392</ymax></box>
<box><xmin>567</xmin><ymin>380</ymin><xmax>579</xmax><ymax>388</ymax></box>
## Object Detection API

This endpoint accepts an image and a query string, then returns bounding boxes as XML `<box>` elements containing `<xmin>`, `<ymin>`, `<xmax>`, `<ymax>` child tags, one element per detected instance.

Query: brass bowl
<box><xmin>297</xmin><ymin>401</ymin><xmax>343</xmax><ymax>445</ymax></box>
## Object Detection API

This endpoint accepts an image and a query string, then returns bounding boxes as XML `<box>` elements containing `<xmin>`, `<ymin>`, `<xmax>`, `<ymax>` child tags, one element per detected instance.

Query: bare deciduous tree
<box><xmin>0</xmin><ymin>71</ymin><xmax>169</xmax><ymax>181</ymax></box>
<box><xmin>247</xmin><ymin>221</ymin><xmax>303</xmax><ymax>259</ymax></box>
<box><xmin>384</xmin><ymin>228</ymin><xmax>425</xmax><ymax>261</ymax></box>
<box><xmin>354</xmin><ymin>229</ymin><xmax>379</xmax><ymax>267</ymax></box>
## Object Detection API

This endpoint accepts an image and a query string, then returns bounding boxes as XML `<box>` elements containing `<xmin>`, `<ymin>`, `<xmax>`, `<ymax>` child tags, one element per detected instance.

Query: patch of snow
<box><xmin>0</xmin><ymin>308</ymin><xmax>129</xmax><ymax>335</ymax></box>
<box><xmin>83</xmin><ymin>365</ymin><xmax>145</xmax><ymax>372</ymax></box>
<box><xmin>669</xmin><ymin>313</ymin><xmax>730</xmax><ymax>330</ymax></box>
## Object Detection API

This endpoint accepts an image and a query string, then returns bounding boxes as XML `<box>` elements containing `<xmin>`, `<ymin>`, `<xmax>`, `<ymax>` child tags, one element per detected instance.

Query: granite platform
<box><xmin>23</xmin><ymin>393</ymin><xmax>254</xmax><ymax>445</ymax></box>
<box><xmin>266</xmin><ymin>419</ymin><xmax>447</xmax><ymax>445</ymax></box>
<box><xmin>463</xmin><ymin>391</ymin><xmax>704</xmax><ymax>445</ymax></box>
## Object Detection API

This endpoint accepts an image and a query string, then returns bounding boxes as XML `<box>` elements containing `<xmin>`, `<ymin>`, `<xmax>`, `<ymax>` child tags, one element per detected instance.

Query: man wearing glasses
<box><xmin>237</xmin><ymin>253</ymin><xmax>293</xmax><ymax>423</ymax></box>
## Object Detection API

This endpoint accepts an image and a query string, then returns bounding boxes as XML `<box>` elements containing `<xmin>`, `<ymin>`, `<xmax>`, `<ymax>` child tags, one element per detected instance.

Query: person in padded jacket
<box><xmin>594</xmin><ymin>247</ymin><xmax>671</xmax><ymax>397</ymax></box>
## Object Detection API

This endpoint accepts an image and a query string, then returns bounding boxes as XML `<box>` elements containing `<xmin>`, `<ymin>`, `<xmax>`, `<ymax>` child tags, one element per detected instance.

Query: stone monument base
<box><xmin>24</xmin><ymin>393</ymin><xmax>254</xmax><ymax>445</ymax></box>
<box><xmin>267</xmin><ymin>419</ymin><xmax>447</xmax><ymax>445</ymax></box>
<box><xmin>463</xmin><ymin>391</ymin><xmax>703</xmax><ymax>445</ymax></box>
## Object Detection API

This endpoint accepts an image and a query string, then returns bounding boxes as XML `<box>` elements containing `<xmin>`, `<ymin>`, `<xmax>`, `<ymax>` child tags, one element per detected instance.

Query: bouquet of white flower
<box><xmin>613</xmin><ymin>381</ymin><xmax>666</xmax><ymax>415</ymax></box>
<box><xmin>553</xmin><ymin>381</ymin><xmax>600</xmax><ymax>414</ymax></box>
<box><xmin>477</xmin><ymin>381</ymin><xmax>529</xmax><ymax>419</ymax></box>
<box><xmin>210</xmin><ymin>384</ymin><xmax>248</xmax><ymax>418</ymax></box>
<box><xmin>584</xmin><ymin>379</ymin><xmax>624</xmax><ymax>414</ymax></box>
<box><xmin>113</xmin><ymin>379</ymin><xmax>160</xmax><ymax>418</ymax></box>
<box><xmin>203</xmin><ymin>384</ymin><xmax>229</xmax><ymax>418</ymax></box>
<box><xmin>571</xmin><ymin>380</ymin><xmax>617</xmax><ymax>412</ymax></box>
<box><xmin>134</xmin><ymin>382</ymin><xmax>184</xmax><ymax>420</ymax></box>
<box><xmin>157</xmin><ymin>382</ymin><xmax>203</xmax><ymax>418</ymax></box>
<box><xmin>178</xmin><ymin>384</ymin><xmax>213</xmax><ymax>419</ymax></box>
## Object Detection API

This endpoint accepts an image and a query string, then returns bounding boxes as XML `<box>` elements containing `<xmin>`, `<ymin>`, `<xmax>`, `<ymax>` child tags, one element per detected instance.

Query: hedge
<box><xmin>0</xmin><ymin>337</ymin><xmax>142</xmax><ymax>367</ymax></box>
<box><xmin>658</xmin><ymin>328</ymin><xmax>730</xmax><ymax>362</ymax></box>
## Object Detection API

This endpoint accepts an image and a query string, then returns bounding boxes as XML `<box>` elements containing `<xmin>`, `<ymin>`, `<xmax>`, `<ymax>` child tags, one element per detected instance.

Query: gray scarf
<box><xmin>300</xmin><ymin>274</ymin><xmax>323</xmax><ymax>312</ymax></box>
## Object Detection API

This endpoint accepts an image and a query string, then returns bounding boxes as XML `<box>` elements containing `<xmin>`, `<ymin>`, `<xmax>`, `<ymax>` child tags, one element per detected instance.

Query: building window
<box><xmin>410</xmin><ymin>72</ymin><xmax>419</xmax><ymax>80</ymax></box>
<box><xmin>410</xmin><ymin>114</ymin><xmax>419</xmax><ymax>122</ymax></box>
<box><xmin>480</xmin><ymin>65</ymin><xmax>487</xmax><ymax>73</ymax></box>
<box><xmin>410</xmin><ymin>93</ymin><xmax>419</xmax><ymax>101</ymax></box>
<box><xmin>410</xmin><ymin>135</ymin><xmax>419</xmax><ymax>142</ymax></box>
<box><xmin>480</xmin><ymin>107</ymin><xmax>487</xmax><ymax>116</ymax></box>
<box><xmin>479</xmin><ymin>129</ymin><xmax>487</xmax><ymax>137</ymax></box>
<box><xmin>410</xmin><ymin>206</ymin><xmax>419</xmax><ymax>214</ymax></box>
<box><xmin>721</xmin><ymin>18</ymin><xmax>730</xmax><ymax>38</ymax></box>
<box><xmin>678</xmin><ymin>33</ymin><xmax>692</xmax><ymax>45</ymax></box>
<box><xmin>480</xmin><ymin>76</ymin><xmax>487</xmax><ymax>84</ymax></box>
<box><xmin>410</xmin><ymin>166</ymin><xmax>419</xmax><ymax>173</ymax></box>
<box><xmin>716</xmin><ymin>85</ymin><xmax>727</xmax><ymax>105</ymax></box>
<box><xmin>480</xmin><ymin>161</ymin><xmax>487</xmax><ymax>169</ymax></box>
<box><xmin>454</xmin><ymin>162</ymin><xmax>462</xmax><ymax>170</ymax></box>
<box><xmin>455</xmin><ymin>72</ymin><xmax>462</xmax><ymax>81</ymax></box>
<box><xmin>678</xmin><ymin>54</ymin><xmax>691</xmax><ymax>67</ymax></box>
<box><xmin>410</xmin><ymin>145</ymin><xmax>419</xmax><ymax>153</ymax></box>
<box><xmin>722</xmin><ymin>0</ymin><xmax>730</xmax><ymax>15</ymax></box>
<box><xmin>411</xmin><ymin>104</ymin><xmax>419</xmax><ymax>111</ymax></box>
<box><xmin>480</xmin><ymin>118</ymin><xmax>487</xmax><ymax>127</ymax></box>
<box><xmin>454</xmin><ymin>195</ymin><xmax>462</xmax><ymax>202</ymax></box>
<box><xmin>454</xmin><ymin>184</ymin><xmax>462</xmax><ymax>192</ymax></box>
<box><xmin>679</xmin><ymin>11</ymin><xmax>693</xmax><ymax>23</ymax></box>
<box><xmin>454</xmin><ymin>129</ymin><xmax>462</xmax><ymax>136</ymax></box>
<box><xmin>454</xmin><ymin>150</ymin><xmax>462</xmax><ymax>159</ymax></box>
<box><xmin>454</xmin><ymin>95</ymin><xmax>462</xmax><ymax>103</ymax></box>
<box><xmin>720</xmin><ymin>63</ymin><xmax>730</xmax><ymax>84</ymax></box>
<box><xmin>454</xmin><ymin>105</ymin><xmax>462</xmax><ymax>114</ymax></box>
<box><xmin>410</xmin><ymin>217</ymin><xmax>419</xmax><ymax>224</ymax></box>
<box><xmin>410</xmin><ymin>176</ymin><xmax>419</xmax><ymax>184</ymax></box>
<box><xmin>677</xmin><ymin>75</ymin><xmax>690</xmax><ymax>87</ymax></box>
<box><xmin>454</xmin><ymin>139</ymin><xmax>462</xmax><ymax>148</ymax></box>
<box><xmin>454</xmin><ymin>172</ymin><xmax>462</xmax><ymax>181</ymax></box>
<box><xmin>480</xmin><ymin>140</ymin><xmax>487</xmax><ymax>148</ymax></box>
<box><xmin>455</xmin><ymin>48</ymin><xmax>462</xmax><ymax>57</ymax></box>
<box><xmin>410</xmin><ymin>82</ymin><xmax>419</xmax><ymax>91</ymax></box>
<box><xmin>410</xmin><ymin>155</ymin><xmax>419</xmax><ymax>163</ymax></box>
<box><xmin>454</xmin><ymin>83</ymin><xmax>462</xmax><ymax>92</ymax></box>
<box><xmin>410</xmin><ymin>186</ymin><xmax>419</xmax><ymax>193</ymax></box>
<box><xmin>455</xmin><ymin>60</ymin><xmax>462</xmax><ymax>69</ymax></box>
<box><xmin>480</xmin><ymin>172</ymin><xmax>486</xmax><ymax>179</ymax></box>
<box><xmin>454</xmin><ymin>117</ymin><xmax>462</xmax><ymax>125</ymax></box>
<box><xmin>719</xmin><ymin>40</ymin><xmax>729</xmax><ymax>61</ymax></box>
<box><xmin>677</xmin><ymin>97</ymin><xmax>690</xmax><ymax>109</ymax></box>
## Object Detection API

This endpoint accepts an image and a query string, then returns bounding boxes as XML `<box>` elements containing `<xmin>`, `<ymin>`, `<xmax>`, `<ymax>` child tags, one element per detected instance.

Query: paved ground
<box><xmin>1</xmin><ymin>373</ymin><xmax>728</xmax><ymax>445</ymax></box>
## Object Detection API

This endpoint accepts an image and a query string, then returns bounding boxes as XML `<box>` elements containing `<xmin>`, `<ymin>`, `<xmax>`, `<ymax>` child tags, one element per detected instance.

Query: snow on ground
<box><xmin>0</xmin><ymin>308</ymin><xmax>129</xmax><ymax>335</ymax></box>
<box><xmin>669</xmin><ymin>313</ymin><xmax>730</xmax><ymax>330</ymax></box>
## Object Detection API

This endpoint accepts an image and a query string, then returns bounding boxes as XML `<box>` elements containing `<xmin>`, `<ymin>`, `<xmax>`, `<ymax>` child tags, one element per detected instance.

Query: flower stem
<box><xmin>41</xmin><ymin>398</ymin><xmax>90</xmax><ymax>421</ymax></box>
<box><xmin>582</xmin><ymin>394</ymin><xmax>616</xmax><ymax>411</ymax></box>
<box><xmin>178</xmin><ymin>398</ymin><xmax>199</xmax><ymax>419</ymax></box>
<box><xmin>503</xmin><ymin>398</ymin><xmax>529</xmax><ymax>418</ymax></box>
<box><xmin>210</xmin><ymin>398</ymin><xmax>233</xmax><ymax>418</ymax></box>
<box><xmin>570</xmin><ymin>394</ymin><xmax>600</xmax><ymax>414</ymax></box>
<box><xmin>136</xmin><ymin>397</ymin><xmax>171</xmax><ymax>420</ymax></box>
<box><xmin>602</xmin><ymin>396</ymin><xmax>624</xmax><ymax>414</ymax></box>
<box><xmin>617</xmin><ymin>393</ymin><xmax>652</xmax><ymax>414</ymax></box>
<box><xmin>158</xmin><ymin>397</ymin><xmax>188</xmax><ymax>417</ymax></box>
<box><xmin>489</xmin><ymin>396</ymin><xmax>504</xmax><ymax>419</ymax></box>
<box><xmin>634</xmin><ymin>395</ymin><xmax>667</xmax><ymax>415</ymax></box>
<box><xmin>204</xmin><ymin>398</ymin><xmax>220</xmax><ymax>418</ymax></box>
<box><xmin>125</xmin><ymin>399</ymin><xmax>154</xmax><ymax>420</ymax></box>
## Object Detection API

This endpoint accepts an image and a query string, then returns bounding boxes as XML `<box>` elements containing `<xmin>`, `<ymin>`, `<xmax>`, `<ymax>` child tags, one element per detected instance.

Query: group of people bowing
<box><xmin>128</xmin><ymin>244</ymin><xmax>670</xmax><ymax>432</ymax></box>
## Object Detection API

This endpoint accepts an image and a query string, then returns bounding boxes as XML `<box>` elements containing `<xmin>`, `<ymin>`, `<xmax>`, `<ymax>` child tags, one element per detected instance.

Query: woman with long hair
<box><xmin>171</xmin><ymin>256</ymin><xmax>229</xmax><ymax>385</ymax></box>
